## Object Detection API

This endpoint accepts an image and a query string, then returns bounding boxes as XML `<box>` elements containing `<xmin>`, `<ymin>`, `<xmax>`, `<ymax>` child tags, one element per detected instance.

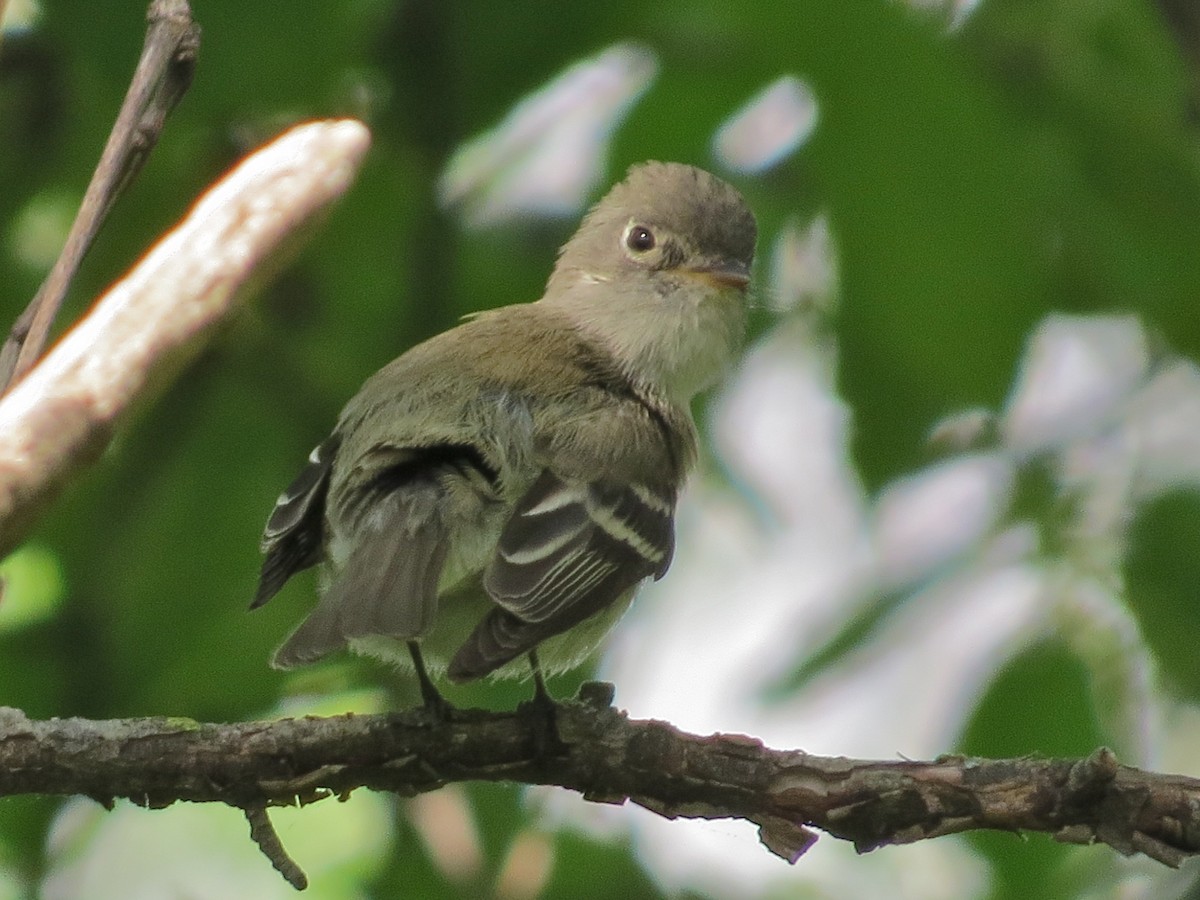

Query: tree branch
<box><xmin>0</xmin><ymin>0</ymin><xmax>202</xmax><ymax>391</ymax></box>
<box><xmin>0</xmin><ymin>117</ymin><xmax>370</xmax><ymax>559</ymax></box>
<box><xmin>2</xmin><ymin>686</ymin><xmax>1198</xmax><ymax>886</ymax></box>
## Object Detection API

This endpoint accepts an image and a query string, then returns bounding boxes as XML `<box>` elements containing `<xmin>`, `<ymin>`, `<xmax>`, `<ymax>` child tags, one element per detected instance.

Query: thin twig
<box><xmin>0</xmin><ymin>0</ymin><xmax>201</xmax><ymax>391</ymax></box>
<box><xmin>245</xmin><ymin>804</ymin><xmax>308</xmax><ymax>891</ymax></box>
<box><xmin>0</xmin><ymin>119</ymin><xmax>371</xmax><ymax>557</ymax></box>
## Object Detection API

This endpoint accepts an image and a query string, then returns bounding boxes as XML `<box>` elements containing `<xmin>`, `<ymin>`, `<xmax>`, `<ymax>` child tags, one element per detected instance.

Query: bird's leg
<box><xmin>408</xmin><ymin>640</ymin><xmax>453</xmax><ymax>721</ymax></box>
<box><xmin>522</xmin><ymin>649</ymin><xmax>565</xmax><ymax>757</ymax></box>
<box><xmin>529</xmin><ymin>648</ymin><xmax>554</xmax><ymax>708</ymax></box>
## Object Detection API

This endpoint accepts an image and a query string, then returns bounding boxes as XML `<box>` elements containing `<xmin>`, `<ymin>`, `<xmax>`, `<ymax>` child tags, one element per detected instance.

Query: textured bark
<box><xmin>2</xmin><ymin>687</ymin><xmax>1198</xmax><ymax>872</ymax></box>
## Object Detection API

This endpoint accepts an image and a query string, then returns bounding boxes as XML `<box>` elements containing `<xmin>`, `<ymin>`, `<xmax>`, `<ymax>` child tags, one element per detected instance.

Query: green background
<box><xmin>2</xmin><ymin>0</ymin><xmax>1200</xmax><ymax>897</ymax></box>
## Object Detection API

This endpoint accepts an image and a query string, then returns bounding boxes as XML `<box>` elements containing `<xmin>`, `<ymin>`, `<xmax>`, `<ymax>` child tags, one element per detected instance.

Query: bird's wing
<box><xmin>252</xmin><ymin>435</ymin><xmax>341</xmax><ymax>609</ymax></box>
<box><xmin>447</xmin><ymin>469</ymin><xmax>674</xmax><ymax>681</ymax></box>
<box><xmin>269</xmin><ymin>443</ymin><xmax>496</xmax><ymax>669</ymax></box>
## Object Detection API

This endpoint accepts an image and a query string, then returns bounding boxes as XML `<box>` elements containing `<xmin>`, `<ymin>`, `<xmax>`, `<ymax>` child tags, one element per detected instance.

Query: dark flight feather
<box><xmin>252</xmin><ymin>436</ymin><xmax>340</xmax><ymax>609</ymax></box>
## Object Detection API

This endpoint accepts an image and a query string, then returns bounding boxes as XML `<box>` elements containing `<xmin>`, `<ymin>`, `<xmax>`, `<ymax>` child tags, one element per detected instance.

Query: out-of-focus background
<box><xmin>3</xmin><ymin>0</ymin><xmax>1200</xmax><ymax>897</ymax></box>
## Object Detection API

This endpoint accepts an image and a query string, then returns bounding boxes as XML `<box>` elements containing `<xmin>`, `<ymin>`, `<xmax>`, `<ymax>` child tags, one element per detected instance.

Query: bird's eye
<box><xmin>626</xmin><ymin>225</ymin><xmax>656</xmax><ymax>253</ymax></box>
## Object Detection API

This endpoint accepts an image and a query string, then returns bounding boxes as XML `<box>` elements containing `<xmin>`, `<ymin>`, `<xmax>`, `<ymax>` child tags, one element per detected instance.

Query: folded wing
<box><xmin>447</xmin><ymin>470</ymin><xmax>675</xmax><ymax>681</ymax></box>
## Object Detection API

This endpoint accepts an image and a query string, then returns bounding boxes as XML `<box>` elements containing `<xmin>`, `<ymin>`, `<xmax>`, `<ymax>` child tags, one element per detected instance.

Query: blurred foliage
<box><xmin>1125</xmin><ymin>490</ymin><xmax>1200</xmax><ymax>698</ymax></box>
<box><xmin>2</xmin><ymin>0</ymin><xmax>1200</xmax><ymax>898</ymax></box>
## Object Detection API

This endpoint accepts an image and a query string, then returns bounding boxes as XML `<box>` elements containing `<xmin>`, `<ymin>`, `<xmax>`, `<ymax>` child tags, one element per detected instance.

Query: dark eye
<box><xmin>626</xmin><ymin>225</ymin><xmax>656</xmax><ymax>253</ymax></box>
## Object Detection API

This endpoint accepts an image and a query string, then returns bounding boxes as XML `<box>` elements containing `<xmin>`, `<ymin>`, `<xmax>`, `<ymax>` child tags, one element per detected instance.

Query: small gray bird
<box><xmin>252</xmin><ymin>161</ymin><xmax>756</xmax><ymax>710</ymax></box>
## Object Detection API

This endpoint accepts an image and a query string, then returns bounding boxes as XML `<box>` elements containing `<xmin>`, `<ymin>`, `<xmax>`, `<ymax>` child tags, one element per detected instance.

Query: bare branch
<box><xmin>0</xmin><ymin>118</ymin><xmax>371</xmax><ymax>558</ymax></box>
<box><xmin>1</xmin><ymin>687</ymin><xmax>1198</xmax><ymax>882</ymax></box>
<box><xmin>0</xmin><ymin>0</ymin><xmax>202</xmax><ymax>390</ymax></box>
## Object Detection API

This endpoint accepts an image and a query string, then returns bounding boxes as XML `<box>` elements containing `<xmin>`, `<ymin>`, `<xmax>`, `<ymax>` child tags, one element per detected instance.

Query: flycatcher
<box><xmin>252</xmin><ymin>161</ymin><xmax>756</xmax><ymax>711</ymax></box>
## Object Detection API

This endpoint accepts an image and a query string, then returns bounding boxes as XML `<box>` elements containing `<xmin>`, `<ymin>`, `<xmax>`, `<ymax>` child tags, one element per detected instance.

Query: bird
<box><xmin>251</xmin><ymin>161</ymin><xmax>756</xmax><ymax>713</ymax></box>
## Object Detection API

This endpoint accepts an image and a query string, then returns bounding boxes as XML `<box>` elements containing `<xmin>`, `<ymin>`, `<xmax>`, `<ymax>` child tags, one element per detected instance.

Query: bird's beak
<box><xmin>683</xmin><ymin>259</ymin><xmax>751</xmax><ymax>290</ymax></box>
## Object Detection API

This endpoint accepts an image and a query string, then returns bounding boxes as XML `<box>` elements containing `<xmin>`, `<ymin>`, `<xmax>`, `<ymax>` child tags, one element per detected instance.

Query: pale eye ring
<box><xmin>625</xmin><ymin>224</ymin><xmax>656</xmax><ymax>253</ymax></box>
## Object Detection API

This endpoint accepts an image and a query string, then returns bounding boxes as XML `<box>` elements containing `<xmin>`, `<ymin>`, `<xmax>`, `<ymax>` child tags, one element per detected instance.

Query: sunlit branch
<box><xmin>0</xmin><ymin>118</ymin><xmax>371</xmax><ymax>558</ymax></box>
<box><xmin>0</xmin><ymin>0</ymin><xmax>201</xmax><ymax>390</ymax></box>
